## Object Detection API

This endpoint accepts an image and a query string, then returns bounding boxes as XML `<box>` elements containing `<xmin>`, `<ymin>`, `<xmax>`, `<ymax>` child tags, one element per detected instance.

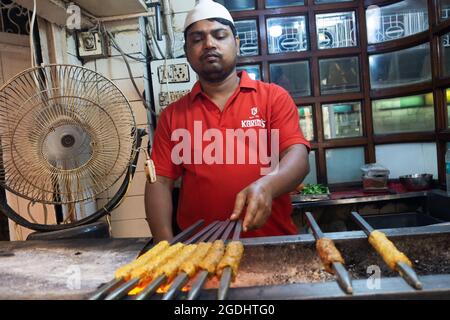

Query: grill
<box><xmin>90</xmin><ymin>215</ymin><xmax>450</xmax><ymax>300</ymax></box>
<box><xmin>1</xmin><ymin>212</ymin><xmax>450</xmax><ymax>299</ymax></box>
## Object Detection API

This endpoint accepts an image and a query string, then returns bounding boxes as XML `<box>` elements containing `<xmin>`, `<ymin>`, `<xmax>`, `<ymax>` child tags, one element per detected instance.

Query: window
<box><xmin>215</xmin><ymin>0</ymin><xmax>255</xmax><ymax>11</ymax></box>
<box><xmin>235</xmin><ymin>20</ymin><xmax>259</xmax><ymax>56</ymax></box>
<box><xmin>326</xmin><ymin>147</ymin><xmax>365</xmax><ymax>183</ymax></box>
<box><xmin>446</xmin><ymin>89</ymin><xmax>450</xmax><ymax>128</ymax></box>
<box><xmin>441</xmin><ymin>32</ymin><xmax>450</xmax><ymax>77</ymax></box>
<box><xmin>269</xmin><ymin>61</ymin><xmax>311</xmax><ymax>96</ymax></box>
<box><xmin>439</xmin><ymin>0</ymin><xmax>450</xmax><ymax>21</ymax></box>
<box><xmin>298</xmin><ymin>105</ymin><xmax>314</xmax><ymax>141</ymax></box>
<box><xmin>265</xmin><ymin>0</ymin><xmax>304</xmax><ymax>8</ymax></box>
<box><xmin>319</xmin><ymin>56</ymin><xmax>360</xmax><ymax>94</ymax></box>
<box><xmin>267</xmin><ymin>16</ymin><xmax>308</xmax><ymax>54</ymax></box>
<box><xmin>369</xmin><ymin>44</ymin><xmax>431</xmax><ymax>90</ymax></box>
<box><xmin>237</xmin><ymin>65</ymin><xmax>261</xmax><ymax>80</ymax></box>
<box><xmin>366</xmin><ymin>0</ymin><xmax>429</xmax><ymax>44</ymax></box>
<box><xmin>322</xmin><ymin>102</ymin><xmax>362</xmax><ymax>139</ymax></box>
<box><xmin>229</xmin><ymin>0</ymin><xmax>448</xmax><ymax>186</ymax></box>
<box><xmin>372</xmin><ymin>94</ymin><xmax>435</xmax><ymax>134</ymax></box>
<box><xmin>316</xmin><ymin>12</ymin><xmax>357</xmax><ymax>49</ymax></box>
<box><xmin>315</xmin><ymin>0</ymin><xmax>353</xmax><ymax>3</ymax></box>
<box><xmin>303</xmin><ymin>151</ymin><xmax>318</xmax><ymax>184</ymax></box>
<box><xmin>375</xmin><ymin>143</ymin><xmax>438</xmax><ymax>178</ymax></box>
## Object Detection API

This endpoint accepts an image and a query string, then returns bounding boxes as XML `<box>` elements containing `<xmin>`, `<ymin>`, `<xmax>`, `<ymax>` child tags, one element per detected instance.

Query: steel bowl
<box><xmin>399</xmin><ymin>173</ymin><xmax>433</xmax><ymax>191</ymax></box>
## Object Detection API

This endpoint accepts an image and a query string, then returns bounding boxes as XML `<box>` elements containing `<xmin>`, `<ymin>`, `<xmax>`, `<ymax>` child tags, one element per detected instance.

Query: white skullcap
<box><xmin>184</xmin><ymin>0</ymin><xmax>234</xmax><ymax>31</ymax></box>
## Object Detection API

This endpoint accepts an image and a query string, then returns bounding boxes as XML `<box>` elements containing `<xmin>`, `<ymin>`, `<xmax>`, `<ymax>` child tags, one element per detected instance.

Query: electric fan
<box><xmin>0</xmin><ymin>64</ymin><xmax>144</xmax><ymax>232</ymax></box>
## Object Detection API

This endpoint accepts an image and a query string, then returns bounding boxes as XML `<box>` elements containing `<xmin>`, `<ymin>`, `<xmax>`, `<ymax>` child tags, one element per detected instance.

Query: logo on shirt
<box><xmin>242</xmin><ymin>106</ymin><xmax>266</xmax><ymax>128</ymax></box>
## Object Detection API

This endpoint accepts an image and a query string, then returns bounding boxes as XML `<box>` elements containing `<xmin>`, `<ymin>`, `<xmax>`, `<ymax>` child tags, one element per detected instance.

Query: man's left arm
<box><xmin>231</xmin><ymin>144</ymin><xmax>309</xmax><ymax>232</ymax></box>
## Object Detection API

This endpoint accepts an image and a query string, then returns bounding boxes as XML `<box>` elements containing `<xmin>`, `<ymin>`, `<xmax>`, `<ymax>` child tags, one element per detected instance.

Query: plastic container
<box><xmin>361</xmin><ymin>163</ymin><xmax>390</xmax><ymax>191</ymax></box>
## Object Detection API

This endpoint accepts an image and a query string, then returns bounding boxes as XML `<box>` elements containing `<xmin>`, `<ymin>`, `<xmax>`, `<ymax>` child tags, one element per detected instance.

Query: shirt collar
<box><xmin>189</xmin><ymin>70</ymin><xmax>257</xmax><ymax>103</ymax></box>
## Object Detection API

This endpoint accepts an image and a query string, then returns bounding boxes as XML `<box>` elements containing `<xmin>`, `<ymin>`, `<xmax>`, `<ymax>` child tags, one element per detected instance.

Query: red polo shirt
<box><xmin>151</xmin><ymin>71</ymin><xmax>310</xmax><ymax>237</ymax></box>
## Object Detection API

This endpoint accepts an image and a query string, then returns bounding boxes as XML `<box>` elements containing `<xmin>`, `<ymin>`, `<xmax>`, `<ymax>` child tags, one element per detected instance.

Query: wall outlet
<box><xmin>76</xmin><ymin>31</ymin><xmax>107</xmax><ymax>60</ymax></box>
<box><xmin>151</xmin><ymin>58</ymin><xmax>197</xmax><ymax>116</ymax></box>
<box><xmin>159</xmin><ymin>90</ymin><xmax>190</xmax><ymax>107</ymax></box>
<box><xmin>157</xmin><ymin>63</ymin><xmax>190</xmax><ymax>83</ymax></box>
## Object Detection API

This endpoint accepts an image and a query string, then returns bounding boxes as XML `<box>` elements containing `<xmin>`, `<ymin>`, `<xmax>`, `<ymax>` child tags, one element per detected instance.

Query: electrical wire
<box><xmin>29</xmin><ymin>0</ymin><xmax>37</xmax><ymax>68</ymax></box>
<box><xmin>102</xmin><ymin>24</ymin><xmax>158</xmax><ymax>118</ymax></box>
<box><xmin>146</xmin><ymin>19</ymin><xmax>166</xmax><ymax>59</ymax></box>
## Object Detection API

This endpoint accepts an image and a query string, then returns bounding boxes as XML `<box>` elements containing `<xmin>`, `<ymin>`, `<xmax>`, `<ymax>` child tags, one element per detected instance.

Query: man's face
<box><xmin>184</xmin><ymin>19</ymin><xmax>239</xmax><ymax>83</ymax></box>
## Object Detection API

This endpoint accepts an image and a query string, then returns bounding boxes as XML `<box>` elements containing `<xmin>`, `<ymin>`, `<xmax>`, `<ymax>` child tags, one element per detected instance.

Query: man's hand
<box><xmin>230</xmin><ymin>181</ymin><xmax>273</xmax><ymax>232</ymax></box>
<box><xmin>229</xmin><ymin>144</ymin><xmax>309</xmax><ymax>233</ymax></box>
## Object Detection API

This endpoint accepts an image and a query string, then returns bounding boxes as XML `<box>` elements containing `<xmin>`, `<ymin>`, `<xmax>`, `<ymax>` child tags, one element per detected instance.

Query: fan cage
<box><xmin>0</xmin><ymin>64</ymin><xmax>137</xmax><ymax>205</ymax></box>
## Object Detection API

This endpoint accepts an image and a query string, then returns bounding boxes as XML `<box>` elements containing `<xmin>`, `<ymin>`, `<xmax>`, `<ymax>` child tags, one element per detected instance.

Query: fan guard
<box><xmin>0</xmin><ymin>64</ymin><xmax>137</xmax><ymax>205</ymax></box>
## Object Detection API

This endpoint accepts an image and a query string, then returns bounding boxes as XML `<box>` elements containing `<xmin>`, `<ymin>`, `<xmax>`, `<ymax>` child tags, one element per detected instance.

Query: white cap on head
<box><xmin>184</xmin><ymin>0</ymin><xmax>234</xmax><ymax>31</ymax></box>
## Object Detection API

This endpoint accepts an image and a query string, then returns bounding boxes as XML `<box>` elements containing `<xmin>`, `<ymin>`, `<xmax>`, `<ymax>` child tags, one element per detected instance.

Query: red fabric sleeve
<box><xmin>269</xmin><ymin>85</ymin><xmax>311</xmax><ymax>153</ymax></box>
<box><xmin>150</xmin><ymin>109</ymin><xmax>183</xmax><ymax>180</ymax></box>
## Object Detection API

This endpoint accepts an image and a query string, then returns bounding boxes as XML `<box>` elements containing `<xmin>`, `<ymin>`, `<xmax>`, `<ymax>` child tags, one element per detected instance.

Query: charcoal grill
<box><xmin>1</xmin><ymin>218</ymin><xmax>450</xmax><ymax>299</ymax></box>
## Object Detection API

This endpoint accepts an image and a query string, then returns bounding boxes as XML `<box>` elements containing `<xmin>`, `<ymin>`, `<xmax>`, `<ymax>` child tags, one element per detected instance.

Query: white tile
<box><xmin>66</xmin><ymin>32</ymin><xmax>78</xmax><ymax>56</ymax></box>
<box><xmin>68</xmin><ymin>53</ymin><xmax>82</xmax><ymax>66</ymax></box>
<box><xmin>111</xmin><ymin>219</ymin><xmax>151</xmax><ymax>238</ymax></box>
<box><xmin>131</xmin><ymin>101</ymin><xmax>149</xmax><ymax>126</ymax></box>
<box><xmin>95</xmin><ymin>55</ymin><xmax>145</xmax><ymax>80</ymax></box>
<box><xmin>110</xmin><ymin>30</ymin><xmax>144</xmax><ymax>56</ymax></box>
<box><xmin>83</xmin><ymin>60</ymin><xmax>96</xmax><ymax>72</ymax></box>
<box><xmin>111</xmin><ymin>195</ymin><xmax>146</xmax><ymax>221</ymax></box>
<box><xmin>170</xmin><ymin>0</ymin><xmax>195</xmax><ymax>13</ymax></box>
<box><xmin>114</xmin><ymin>78</ymin><xmax>145</xmax><ymax>102</ymax></box>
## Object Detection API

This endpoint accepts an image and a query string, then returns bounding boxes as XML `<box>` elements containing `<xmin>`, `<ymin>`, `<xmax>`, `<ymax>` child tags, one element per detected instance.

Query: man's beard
<box><xmin>195</xmin><ymin>58</ymin><xmax>237</xmax><ymax>83</ymax></box>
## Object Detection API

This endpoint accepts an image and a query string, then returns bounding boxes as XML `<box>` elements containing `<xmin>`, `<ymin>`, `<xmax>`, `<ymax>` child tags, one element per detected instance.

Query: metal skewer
<box><xmin>162</xmin><ymin>221</ymin><xmax>231</xmax><ymax>300</ymax></box>
<box><xmin>136</xmin><ymin>219</ymin><xmax>205</xmax><ymax>258</ymax></box>
<box><xmin>217</xmin><ymin>220</ymin><xmax>242</xmax><ymax>300</ymax></box>
<box><xmin>88</xmin><ymin>278</ymin><xmax>124</xmax><ymax>300</ymax></box>
<box><xmin>103</xmin><ymin>220</ymin><xmax>213</xmax><ymax>300</ymax></box>
<box><xmin>350</xmin><ymin>211</ymin><xmax>422</xmax><ymax>290</ymax></box>
<box><xmin>137</xmin><ymin>220</ymin><xmax>235</xmax><ymax>300</ymax></box>
<box><xmin>186</xmin><ymin>220</ymin><xmax>234</xmax><ymax>300</ymax></box>
<box><xmin>89</xmin><ymin>219</ymin><xmax>205</xmax><ymax>300</ymax></box>
<box><xmin>304</xmin><ymin>212</ymin><xmax>353</xmax><ymax>294</ymax></box>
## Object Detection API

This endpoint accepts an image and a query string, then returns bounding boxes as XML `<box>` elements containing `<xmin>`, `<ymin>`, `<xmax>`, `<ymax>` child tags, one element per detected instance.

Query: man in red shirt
<box><xmin>145</xmin><ymin>0</ymin><xmax>310</xmax><ymax>242</ymax></box>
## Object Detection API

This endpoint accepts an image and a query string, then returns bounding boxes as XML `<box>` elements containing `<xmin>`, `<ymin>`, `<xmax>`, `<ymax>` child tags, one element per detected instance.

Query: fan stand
<box><xmin>0</xmin><ymin>129</ymin><xmax>146</xmax><ymax>237</ymax></box>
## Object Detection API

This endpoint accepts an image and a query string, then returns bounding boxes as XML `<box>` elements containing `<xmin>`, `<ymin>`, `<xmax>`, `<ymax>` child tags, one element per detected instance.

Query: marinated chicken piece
<box><xmin>130</xmin><ymin>242</ymin><xmax>185</xmax><ymax>284</ymax></box>
<box><xmin>179</xmin><ymin>242</ymin><xmax>212</xmax><ymax>277</ymax></box>
<box><xmin>114</xmin><ymin>240</ymin><xmax>170</xmax><ymax>280</ymax></box>
<box><xmin>216</xmin><ymin>241</ymin><xmax>244</xmax><ymax>278</ymax></box>
<box><xmin>369</xmin><ymin>230</ymin><xmax>412</xmax><ymax>271</ymax></box>
<box><xmin>316</xmin><ymin>238</ymin><xmax>345</xmax><ymax>274</ymax></box>
<box><xmin>198</xmin><ymin>240</ymin><xmax>225</xmax><ymax>274</ymax></box>
<box><xmin>153</xmin><ymin>244</ymin><xmax>198</xmax><ymax>280</ymax></box>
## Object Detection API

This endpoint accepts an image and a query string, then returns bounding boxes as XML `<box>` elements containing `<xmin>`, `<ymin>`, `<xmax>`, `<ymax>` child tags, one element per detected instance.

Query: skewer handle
<box><xmin>88</xmin><ymin>278</ymin><xmax>125</xmax><ymax>300</ymax></box>
<box><xmin>187</xmin><ymin>270</ymin><xmax>208</xmax><ymax>300</ymax></box>
<box><xmin>162</xmin><ymin>272</ymin><xmax>189</xmax><ymax>300</ymax></box>
<box><xmin>218</xmin><ymin>267</ymin><xmax>233</xmax><ymax>300</ymax></box>
<box><xmin>397</xmin><ymin>262</ymin><xmax>423</xmax><ymax>290</ymax></box>
<box><xmin>350</xmin><ymin>212</ymin><xmax>373</xmax><ymax>236</ymax></box>
<box><xmin>331</xmin><ymin>262</ymin><xmax>353</xmax><ymax>294</ymax></box>
<box><xmin>104</xmin><ymin>278</ymin><xmax>140</xmax><ymax>300</ymax></box>
<box><xmin>135</xmin><ymin>275</ymin><xmax>167</xmax><ymax>300</ymax></box>
<box><xmin>304</xmin><ymin>212</ymin><xmax>325</xmax><ymax>239</ymax></box>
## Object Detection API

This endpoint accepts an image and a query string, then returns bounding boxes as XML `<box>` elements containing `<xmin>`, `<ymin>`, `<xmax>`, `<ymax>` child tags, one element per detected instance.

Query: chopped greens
<box><xmin>300</xmin><ymin>184</ymin><xmax>329</xmax><ymax>195</ymax></box>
